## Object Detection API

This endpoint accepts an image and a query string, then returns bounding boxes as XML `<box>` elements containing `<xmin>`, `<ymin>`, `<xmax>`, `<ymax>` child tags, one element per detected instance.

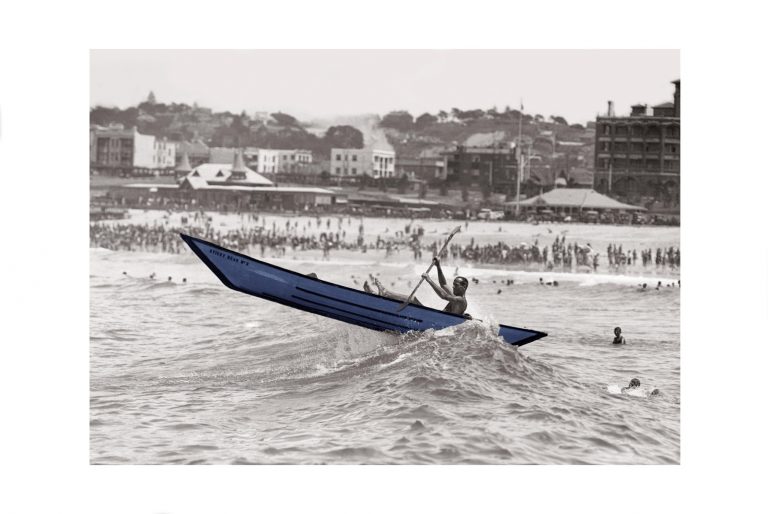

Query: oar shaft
<box><xmin>397</xmin><ymin>227</ymin><xmax>460</xmax><ymax>311</ymax></box>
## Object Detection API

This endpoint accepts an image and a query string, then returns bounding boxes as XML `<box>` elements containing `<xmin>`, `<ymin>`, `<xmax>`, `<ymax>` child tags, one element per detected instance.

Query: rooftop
<box><xmin>508</xmin><ymin>188</ymin><xmax>645</xmax><ymax>211</ymax></box>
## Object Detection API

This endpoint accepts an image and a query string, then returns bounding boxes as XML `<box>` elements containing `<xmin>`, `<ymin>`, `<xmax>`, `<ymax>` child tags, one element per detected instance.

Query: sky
<box><xmin>90</xmin><ymin>49</ymin><xmax>679</xmax><ymax>126</ymax></box>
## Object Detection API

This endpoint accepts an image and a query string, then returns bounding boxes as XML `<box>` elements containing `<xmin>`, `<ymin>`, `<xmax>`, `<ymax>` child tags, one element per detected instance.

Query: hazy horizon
<box><xmin>91</xmin><ymin>49</ymin><xmax>679</xmax><ymax>125</ymax></box>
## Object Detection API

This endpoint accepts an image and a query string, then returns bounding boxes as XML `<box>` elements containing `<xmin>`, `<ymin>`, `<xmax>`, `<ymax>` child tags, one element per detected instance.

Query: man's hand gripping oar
<box><xmin>396</xmin><ymin>225</ymin><xmax>461</xmax><ymax>312</ymax></box>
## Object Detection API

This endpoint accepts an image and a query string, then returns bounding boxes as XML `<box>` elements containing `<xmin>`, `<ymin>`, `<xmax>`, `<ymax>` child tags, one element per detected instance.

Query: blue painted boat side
<box><xmin>180</xmin><ymin>233</ymin><xmax>547</xmax><ymax>346</ymax></box>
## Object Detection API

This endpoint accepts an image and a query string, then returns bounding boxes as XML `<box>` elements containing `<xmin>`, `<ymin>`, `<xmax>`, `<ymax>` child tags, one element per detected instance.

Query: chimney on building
<box><xmin>607</xmin><ymin>101</ymin><xmax>614</xmax><ymax>117</ymax></box>
<box><xmin>672</xmin><ymin>79</ymin><xmax>680</xmax><ymax>117</ymax></box>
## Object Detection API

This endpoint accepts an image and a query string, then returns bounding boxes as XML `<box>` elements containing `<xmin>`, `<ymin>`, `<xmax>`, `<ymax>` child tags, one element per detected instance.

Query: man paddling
<box><xmin>364</xmin><ymin>257</ymin><xmax>469</xmax><ymax>316</ymax></box>
<box><xmin>421</xmin><ymin>257</ymin><xmax>469</xmax><ymax>316</ymax></box>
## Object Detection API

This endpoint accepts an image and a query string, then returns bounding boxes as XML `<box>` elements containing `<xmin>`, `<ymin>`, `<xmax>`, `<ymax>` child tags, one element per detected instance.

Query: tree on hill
<box><xmin>323</xmin><ymin>125</ymin><xmax>364</xmax><ymax>149</ymax></box>
<box><xmin>437</xmin><ymin>110</ymin><xmax>448</xmax><ymax>122</ymax></box>
<box><xmin>90</xmin><ymin>106</ymin><xmax>138</xmax><ymax>127</ymax></box>
<box><xmin>271</xmin><ymin>112</ymin><xmax>299</xmax><ymax>126</ymax></box>
<box><xmin>415</xmin><ymin>112</ymin><xmax>437</xmax><ymax>128</ymax></box>
<box><xmin>380</xmin><ymin>110</ymin><xmax>414</xmax><ymax>131</ymax></box>
<box><xmin>457</xmin><ymin>109</ymin><xmax>485</xmax><ymax>122</ymax></box>
<box><xmin>550</xmin><ymin>115</ymin><xmax>568</xmax><ymax>125</ymax></box>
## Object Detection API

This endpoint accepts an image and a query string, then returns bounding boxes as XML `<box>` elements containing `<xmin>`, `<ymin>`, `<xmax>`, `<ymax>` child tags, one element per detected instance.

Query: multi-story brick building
<box><xmin>395</xmin><ymin>157</ymin><xmax>446</xmax><ymax>182</ymax></box>
<box><xmin>594</xmin><ymin>79</ymin><xmax>680</xmax><ymax>205</ymax></box>
<box><xmin>441</xmin><ymin>145</ymin><xmax>520</xmax><ymax>193</ymax></box>
<box><xmin>90</xmin><ymin>126</ymin><xmax>176</xmax><ymax>176</ymax></box>
<box><xmin>330</xmin><ymin>148</ymin><xmax>395</xmax><ymax>178</ymax></box>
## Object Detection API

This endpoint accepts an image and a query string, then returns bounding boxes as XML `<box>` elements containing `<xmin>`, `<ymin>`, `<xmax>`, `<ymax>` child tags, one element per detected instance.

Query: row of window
<box><xmin>597</xmin><ymin>158</ymin><xmax>680</xmax><ymax>171</ymax></box>
<box><xmin>600</xmin><ymin>123</ymin><xmax>680</xmax><ymax>137</ymax></box>
<box><xmin>333</xmin><ymin>167</ymin><xmax>397</xmax><ymax>176</ymax></box>
<box><xmin>599</xmin><ymin>142</ymin><xmax>678</xmax><ymax>153</ymax></box>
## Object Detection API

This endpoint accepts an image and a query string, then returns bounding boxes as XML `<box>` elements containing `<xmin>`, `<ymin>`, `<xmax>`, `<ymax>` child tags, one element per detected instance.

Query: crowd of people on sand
<box><xmin>90</xmin><ymin>214</ymin><xmax>680</xmax><ymax>277</ymax></box>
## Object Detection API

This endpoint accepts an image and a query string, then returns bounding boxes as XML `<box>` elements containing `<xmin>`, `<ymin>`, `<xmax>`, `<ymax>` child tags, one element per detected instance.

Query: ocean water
<box><xmin>90</xmin><ymin>217</ymin><xmax>679</xmax><ymax>464</ymax></box>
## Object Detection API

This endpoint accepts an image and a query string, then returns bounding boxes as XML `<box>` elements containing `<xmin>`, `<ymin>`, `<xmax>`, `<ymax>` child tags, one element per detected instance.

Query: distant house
<box><xmin>90</xmin><ymin>126</ymin><xmax>176</xmax><ymax>176</ymax></box>
<box><xmin>330</xmin><ymin>148</ymin><xmax>396</xmax><ymax>179</ymax></box>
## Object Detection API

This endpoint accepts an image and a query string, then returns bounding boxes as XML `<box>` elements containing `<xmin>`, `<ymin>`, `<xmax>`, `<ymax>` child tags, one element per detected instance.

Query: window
<box><xmin>602</xmin><ymin>124</ymin><xmax>611</xmax><ymax>135</ymax></box>
<box><xmin>666</xmin><ymin>125</ymin><xmax>680</xmax><ymax>138</ymax></box>
<box><xmin>352</xmin><ymin>168</ymin><xmax>357</xmax><ymax>175</ymax></box>
<box><xmin>336</xmin><ymin>154</ymin><xmax>341</xmax><ymax>161</ymax></box>
<box><xmin>336</xmin><ymin>167</ymin><xmax>341</xmax><ymax>173</ymax></box>
<box><xmin>352</xmin><ymin>154</ymin><xmax>357</xmax><ymax>161</ymax></box>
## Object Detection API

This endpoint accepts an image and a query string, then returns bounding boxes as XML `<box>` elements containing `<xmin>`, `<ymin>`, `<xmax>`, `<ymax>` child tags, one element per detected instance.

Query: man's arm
<box><xmin>432</xmin><ymin>258</ymin><xmax>453</xmax><ymax>295</ymax></box>
<box><xmin>422</xmin><ymin>274</ymin><xmax>462</xmax><ymax>302</ymax></box>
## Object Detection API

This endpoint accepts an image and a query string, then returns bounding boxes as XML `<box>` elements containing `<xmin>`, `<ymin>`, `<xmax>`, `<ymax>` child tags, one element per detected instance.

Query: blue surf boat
<box><xmin>180</xmin><ymin>233</ymin><xmax>547</xmax><ymax>346</ymax></box>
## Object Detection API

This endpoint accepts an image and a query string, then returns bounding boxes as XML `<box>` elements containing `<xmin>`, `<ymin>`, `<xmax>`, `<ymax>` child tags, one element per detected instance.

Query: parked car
<box><xmin>477</xmin><ymin>208</ymin><xmax>505</xmax><ymax>220</ymax></box>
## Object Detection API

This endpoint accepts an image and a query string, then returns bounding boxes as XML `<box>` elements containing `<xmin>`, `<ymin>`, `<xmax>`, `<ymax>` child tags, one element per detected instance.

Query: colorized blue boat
<box><xmin>180</xmin><ymin>233</ymin><xmax>547</xmax><ymax>346</ymax></box>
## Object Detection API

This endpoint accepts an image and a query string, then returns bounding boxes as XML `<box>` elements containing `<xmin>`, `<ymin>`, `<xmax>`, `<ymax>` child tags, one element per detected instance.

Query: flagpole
<box><xmin>515</xmin><ymin>100</ymin><xmax>523</xmax><ymax>218</ymax></box>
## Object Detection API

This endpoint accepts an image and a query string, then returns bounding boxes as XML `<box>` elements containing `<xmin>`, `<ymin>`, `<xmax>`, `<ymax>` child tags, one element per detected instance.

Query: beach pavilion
<box><xmin>117</xmin><ymin>150</ymin><xmax>340</xmax><ymax>211</ymax></box>
<box><xmin>505</xmin><ymin>188</ymin><xmax>646</xmax><ymax>220</ymax></box>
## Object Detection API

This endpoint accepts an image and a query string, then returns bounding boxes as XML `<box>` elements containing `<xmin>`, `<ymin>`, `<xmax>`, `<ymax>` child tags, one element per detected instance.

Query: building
<box><xmin>117</xmin><ymin>151</ymin><xmax>339</xmax><ymax>211</ymax></box>
<box><xmin>395</xmin><ymin>157</ymin><xmax>446</xmax><ymax>182</ymax></box>
<box><xmin>507</xmin><ymin>187</ymin><xmax>646</xmax><ymax>219</ymax></box>
<box><xmin>441</xmin><ymin>144</ymin><xmax>520</xmax><ymax>193</ymax></box>
<box><xmin>330</xmin><ymin>148</ymin><xmax>396</xmax><ymax>179</ymax></box>
<box><xmin>90</xmin><ymin>126</ymin><xmax>176</xmax><ymax>176</ymax></box>
<box><xmin>248</xmin><ymin>148</ymin><xmax>281</xmax><ymax>174</ymax></box>
<box><xmin>594</xmin><ymin>79</ymin><xmax>680</xmax><ymax>206</ymax></box>
<box><xmin>276</xmin><ymin>149</ymin><xmax>314</xmax><ymax>173</ymax></box>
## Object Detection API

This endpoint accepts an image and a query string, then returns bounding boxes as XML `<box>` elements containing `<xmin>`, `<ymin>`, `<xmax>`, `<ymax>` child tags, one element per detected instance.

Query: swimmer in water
<box><xmin>621</xmin><ymin>378</ymin><xmax>641</xmax><ymax>392</ymax></box>
<box><xmin>612</xmin><ymin>326</ymin><xmax>626</xmax><ymax>344</ymax></box>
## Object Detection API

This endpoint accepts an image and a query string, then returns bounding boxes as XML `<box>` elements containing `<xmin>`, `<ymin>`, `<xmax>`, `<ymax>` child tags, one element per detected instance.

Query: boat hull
<box><xmin>180</xmin><ymin>234</ymin><xmax>547</xmax><ymax>346</ymax></box>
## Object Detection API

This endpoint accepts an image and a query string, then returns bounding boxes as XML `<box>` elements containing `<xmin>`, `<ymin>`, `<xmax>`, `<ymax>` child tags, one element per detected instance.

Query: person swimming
<box><xmin>621</xmin><ymin>378</ymin><xmax>641</xmax><ymax>392</ymax></box>
<box><xmin>612</xmin><ymin>326</ymin><xmax>626</xmax><ymax>344</ymax></box>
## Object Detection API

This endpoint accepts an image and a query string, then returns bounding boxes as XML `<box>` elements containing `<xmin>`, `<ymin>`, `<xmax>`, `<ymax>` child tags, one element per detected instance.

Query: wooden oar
<box><xmin>396</xmin><ymin>225</ymin><xmax>461</xmax><ymax>312</ymax></box>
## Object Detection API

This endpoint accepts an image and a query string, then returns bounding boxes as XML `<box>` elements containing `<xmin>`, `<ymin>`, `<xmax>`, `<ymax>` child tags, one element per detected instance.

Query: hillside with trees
<box><xmin>90</xmin><ymin>99</ymin><xmax>364</xmax><ymax>158</ymax></box>
<box><xmin>91</xmin><ymin>97</ymin><xmax>594</xmax><ymax>172</ymax></box>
